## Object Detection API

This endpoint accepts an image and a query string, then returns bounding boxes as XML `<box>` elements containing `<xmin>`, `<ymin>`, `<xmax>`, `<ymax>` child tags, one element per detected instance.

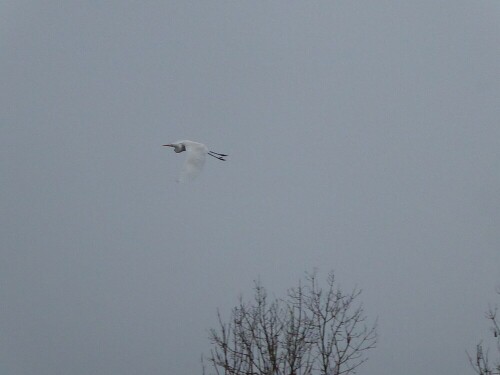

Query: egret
<box><xmin>162</xmin><ymin>140</ymin><xmax>227</xmax><ymax>183</ymax></box>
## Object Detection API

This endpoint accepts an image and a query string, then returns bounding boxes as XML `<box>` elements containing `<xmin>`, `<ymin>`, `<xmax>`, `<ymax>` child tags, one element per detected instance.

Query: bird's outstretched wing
<box><xmin>177</xmin><ymin>142</ymin><xmax>207</xmax><ymax>183</ymax></box>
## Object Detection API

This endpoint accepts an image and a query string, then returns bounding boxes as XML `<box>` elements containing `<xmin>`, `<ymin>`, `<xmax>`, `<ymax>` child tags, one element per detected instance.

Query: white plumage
<box><xmin>163</xmin><ymin>140</ymin><xmax>227</xmax><ymax>183</ymax></box>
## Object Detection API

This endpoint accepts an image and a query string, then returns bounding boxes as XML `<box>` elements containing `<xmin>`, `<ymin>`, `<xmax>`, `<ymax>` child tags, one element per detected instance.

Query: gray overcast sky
<box><xmin>1</xmin><ymin>1</ymin><xmax>499</xmax><ymax>374</ymax></box>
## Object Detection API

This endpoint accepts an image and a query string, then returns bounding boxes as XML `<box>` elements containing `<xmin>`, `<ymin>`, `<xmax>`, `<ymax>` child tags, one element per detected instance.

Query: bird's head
<box><xmin>162</xmin><ymin>143</ymin><xmax>186</xmax><ymax>153</ymax></box>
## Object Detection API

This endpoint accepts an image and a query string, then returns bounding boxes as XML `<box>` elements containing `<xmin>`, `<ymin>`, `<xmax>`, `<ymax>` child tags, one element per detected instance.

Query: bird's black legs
<box><xmin>208</xmin><ymin>151</ymin><xmax>227</xmax><ymax>161</ymax></box>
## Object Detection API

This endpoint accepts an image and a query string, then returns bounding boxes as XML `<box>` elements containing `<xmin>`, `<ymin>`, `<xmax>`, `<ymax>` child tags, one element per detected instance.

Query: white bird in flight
<box><xmin>162</xmin><ymin>140</ymin><xmax>227</xmax><ymax>183</ymax></box>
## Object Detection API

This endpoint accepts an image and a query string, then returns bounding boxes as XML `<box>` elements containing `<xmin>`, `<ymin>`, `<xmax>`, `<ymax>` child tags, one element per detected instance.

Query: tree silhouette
<box><xmin>468</xmin><ymin>288</ymin><xmax>500</xmax><ymax>375</ymax></box>
<box><xmin>204</xmin><ymin>271</ymin><xmax>377</xmax><ymax>375</ymax></box>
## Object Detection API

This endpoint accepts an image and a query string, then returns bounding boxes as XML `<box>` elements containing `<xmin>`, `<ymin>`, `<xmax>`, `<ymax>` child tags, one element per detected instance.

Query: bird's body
<box><xmin>163</xmin><ymin>140</ymin><xmax>227</xmax><ymax>183</ymax></box>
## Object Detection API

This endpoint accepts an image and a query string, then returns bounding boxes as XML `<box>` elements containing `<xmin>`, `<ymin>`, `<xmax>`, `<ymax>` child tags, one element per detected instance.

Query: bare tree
<box><xmin>468</xmin><ymin>288</ymin><xmax>500</xmax><ymax>375</ymax></box>
<box><xmin>204</xmin><ymin>271</ymin><xmax>377</xmax><ymax>375</ymax></box>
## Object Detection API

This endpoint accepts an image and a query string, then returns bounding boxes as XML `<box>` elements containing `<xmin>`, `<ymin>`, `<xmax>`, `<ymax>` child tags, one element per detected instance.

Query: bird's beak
<box><xmin>162</xmin><ymin>144</ymin><xmax>174</xmax><ymax>147</ymax></box>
